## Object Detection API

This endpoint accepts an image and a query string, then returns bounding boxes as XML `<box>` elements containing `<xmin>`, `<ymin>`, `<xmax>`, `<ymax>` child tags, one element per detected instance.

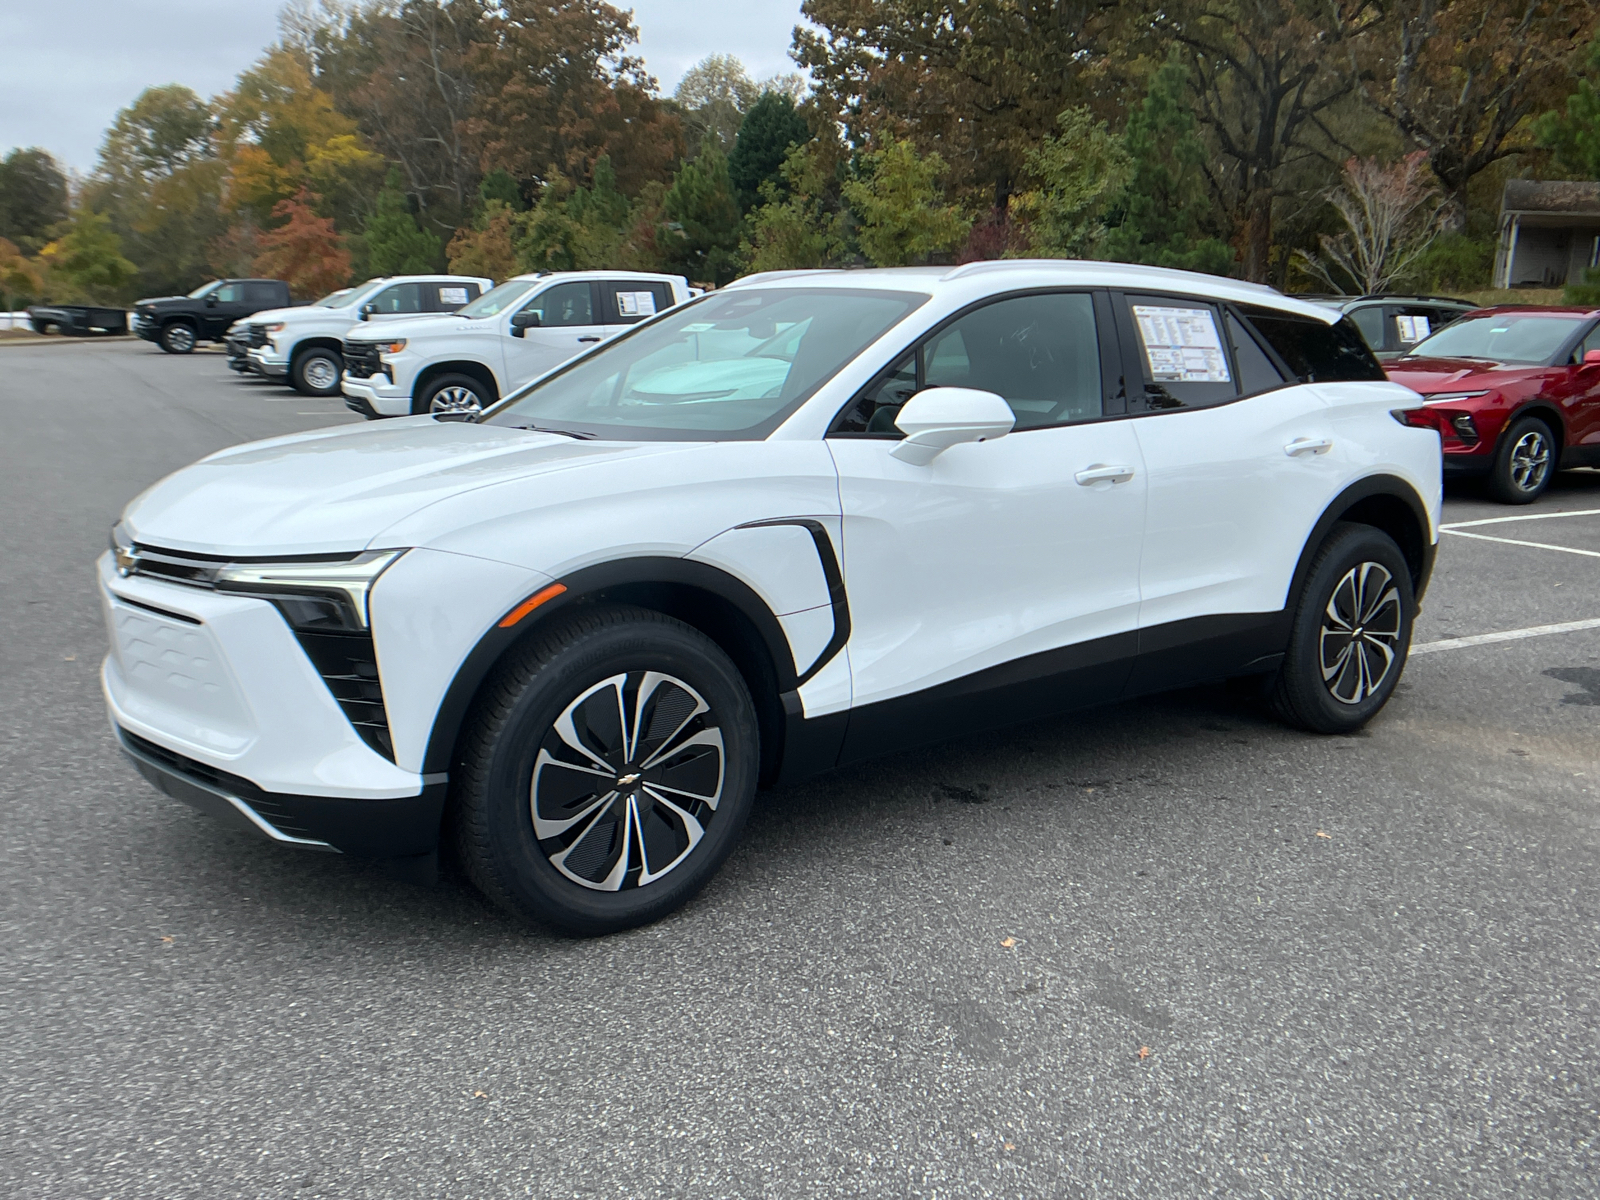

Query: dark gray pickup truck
<box><xmin>132</xmin><ymin>278</ymin><xmax>297</xmax><ymax>354</ymax></box>
<box><xmin>26</xmin><ymin>305</ymin><xmax>128</xmax><ymax>336</ymax></box>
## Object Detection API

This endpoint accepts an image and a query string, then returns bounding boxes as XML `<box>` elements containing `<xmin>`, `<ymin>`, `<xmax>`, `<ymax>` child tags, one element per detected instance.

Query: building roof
<box><xmin>1501</xmin><ymin>179</ymin><xmax>1600</xmax><ymax>216</ymax></box>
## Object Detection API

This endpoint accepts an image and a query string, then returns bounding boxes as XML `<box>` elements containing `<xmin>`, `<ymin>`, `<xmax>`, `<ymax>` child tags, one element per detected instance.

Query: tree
<box><xmin>1012</xmin><ymin>108</ymin><xmax>1131</xmax><ymax>258</ymax></box>
<box><xmin>657</xmin><ymin>140</ymin><xmax>742</xmax><ymax>284</ymax></box>
<box><xmin>515</xmin><ymin>155</ymin><xmax>634</xmax><ymax>271</ymax></box>
<box><xmin>728</xmin><ymin>92</ymin><xmax>811</xmax><ymax>213</ymax></box>
<box><xmin>478</xmin><ymin>168</ymin><xmax>524</xmax><ymax>211</ymax></box>
<box><xmin>253</xmin><ymin>187</ymin><xmax>351</xmax><ymax>296</ymax></box>
<box><xmin>447</xmin><ymin>199</ymin><xmax>519</xmax><ymax>279</ymax></box>
<box><xmin>0</xmin><ymin>148</ymin><xmax>70</xmax><ymax>254</ymax></box>
<box><xmin>364</xmin><ymin>170</ymin><xmax>443</xmax><ymax>274</ymax></box>
<box><xmin>37</xmin><ymin>210</ymin><xmax>140</xmax><ymax>303</ymax></box>
<box><xmin>0</xmin><ymin>236</ymin><xmax>44</xmax><ymax>306</ymax></box>
<box><xmin>796</xmin><ymin>0</ymin><xmax>1113</xmax><ymax>209</ymax></box>
<box><xmin>1294</xmin><ymin>152</ymin><xmax>1448</xmax><ymax>293</ymax></box>
<box><xmin>1362</xmin><ymin>0</ymin><xmax>1596</xmax><ymax>222</ymax></box>
<box><xmin>1097</xmin><ymin>53</ymin><xmax>1235</xmax><ymax>275</ymax></box>
<box><xmin>842</xmin><ymin>138</ymin><xmax>971</xmax><ymax>267</ymax></box>
<box><xmin>1537</xmin><ymin>32</ymin><xmax>1600</xmax><ymax>179</ymax></box>
<box><xmin>1154</xmin><ymin>0</ymin><xmax>1376</xmax><ymax>282</ymax></box>
<box><xmin>742</xmin><ymin>141</ymin><xmax>850</xmax><ymax>271</ymax></box>
<box><xmin>674</xmin><ymin>54</ymin><xmax>760</xmax><ymax>153</ymax></box>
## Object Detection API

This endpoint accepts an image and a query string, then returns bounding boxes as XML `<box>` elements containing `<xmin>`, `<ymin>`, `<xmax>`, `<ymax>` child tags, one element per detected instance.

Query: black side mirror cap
<box><xmin>204</xmin><ymin>294</ymin><xmax>218</xmax><ymax>307</ymax></box>
<box><xmin>510</xmin><ymin>309</ymin><xmax>541</xmax><ymax>335</ymax></box>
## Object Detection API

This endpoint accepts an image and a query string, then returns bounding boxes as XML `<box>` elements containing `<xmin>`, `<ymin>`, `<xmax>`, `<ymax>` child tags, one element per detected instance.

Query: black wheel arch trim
<box><xmin>420</xmin><ymin>554</ymin><xmax>803</xmax><ymax>778</ymax></box>
<box><xmin>732</xmin><ymin>517</ymin><xmax>851</xmax><ymax>687</ymax></box>
<box><xmin>1288</xmin><ymin>474</ymin><xmax>1435</xmax><ymax>608</ymax></box>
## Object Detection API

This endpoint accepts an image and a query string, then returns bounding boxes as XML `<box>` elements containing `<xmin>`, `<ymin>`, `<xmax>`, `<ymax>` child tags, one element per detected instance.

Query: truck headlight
<box><xmin>264</xmin><ymin>322</ymin><xmax>286</xmax><ymax>333</ymax></box>
<box><xmin>213</xmin><ymin>550</ymin><xmax>407</xmax><ymax>631</ymax></box>
<box><xmin>377</xmin><ymin>339</ymin><xmax>406</xmax><ymax>355</ymax></box>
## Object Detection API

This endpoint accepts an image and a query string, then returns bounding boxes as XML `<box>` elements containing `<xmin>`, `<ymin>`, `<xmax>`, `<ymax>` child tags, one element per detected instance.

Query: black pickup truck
<box><xmin>25</xmin><ymin>305</ymin><xmax>129</xmax><ymax>336</ymax></box>
<box><xmin>132</xmin><ymin>278</ymin><xmax>297</xmax><ymax>354</ymax></box>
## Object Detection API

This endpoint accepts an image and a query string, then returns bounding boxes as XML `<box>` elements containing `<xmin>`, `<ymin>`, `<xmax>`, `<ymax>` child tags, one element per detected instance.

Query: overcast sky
<box><xmin>0</xmin><ymin>1</ymin><xmax>809</xmax><ymax>175</ymax></box>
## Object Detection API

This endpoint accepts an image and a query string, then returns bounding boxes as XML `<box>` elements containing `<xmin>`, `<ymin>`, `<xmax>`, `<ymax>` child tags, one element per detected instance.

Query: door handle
<box><xmin>1075</xmin><ymin>464</ymin><xmax>1135</xmax><ymax>486</ymax></box>
<box><xmin>577</xmin><ymin>336</ymin><xmax>602</xmax><ymax>343</ymax></box>
<box><xmin>1284</xmin><ymin>437</ymin><xmax>1333</xmax><ymax>457</ymax></box>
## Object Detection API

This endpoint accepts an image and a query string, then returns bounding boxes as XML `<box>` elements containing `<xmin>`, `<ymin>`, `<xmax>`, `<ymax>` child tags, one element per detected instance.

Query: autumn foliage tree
<box><xmin>253</xmin><ymin>188</ymin><xmax>351</xmax><ymax>296</ymax></box>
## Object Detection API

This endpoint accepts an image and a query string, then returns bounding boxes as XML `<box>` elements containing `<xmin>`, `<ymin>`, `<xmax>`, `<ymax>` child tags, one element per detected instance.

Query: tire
<box><xmin>291</xmin><ymin>346</ymin><xmax>343</xmax><ymax>396</ymax></box>
<box><xmin>159</xmin><ymin>322</ymin><xmax>197</xmax><ymax>354</ymax></box>
<box><xmin>1269</xmin><ymin>522</ymin><xmax>1414</xmax><ymax>734</ymax></box>
<box><xmin>1487</xmin><ymin>415</ymin><xmax>1556</xmax><ymax>504</ymax></box>
<box><xmin>452</xmin><ymin>605</ymin><xmax>760</xmax><ymax>936</ymax></box>
<box><xmin>414</xmin><ymin>372</ymin><xmax>492</xmax><ymax>417</ymax></box>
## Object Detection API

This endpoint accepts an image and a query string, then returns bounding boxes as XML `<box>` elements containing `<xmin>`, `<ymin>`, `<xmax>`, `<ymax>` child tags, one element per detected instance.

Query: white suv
<box><xmin>101</xmin><ymin>261</ymin><xmax>1440</xmax><ymax>935</ymax></box>
<box><xmin>339</xmin><ymin>270</ymin><xmax>693</xmax><ymax>418</ymax></box>
<box><xmin>243</xmin><ymin>274</ymin><xmax>492</xmax><ymax>396</ymax></box>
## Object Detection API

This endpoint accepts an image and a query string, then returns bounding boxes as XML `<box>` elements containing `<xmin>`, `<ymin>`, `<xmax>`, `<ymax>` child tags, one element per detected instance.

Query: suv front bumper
<box><xmin>341</xmin><ymin>373</ymin><xmax>412</xmax><ymax>418</ymax></box>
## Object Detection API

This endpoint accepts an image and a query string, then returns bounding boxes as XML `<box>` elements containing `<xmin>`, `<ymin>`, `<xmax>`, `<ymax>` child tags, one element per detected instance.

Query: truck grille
<box><xmin>246</xmin><ymin>324</ymin><xmax>269</xmax><ymax>348</ymax></box>
<box><xmin>342</xmin><ymin>339</ymin><xmax>385</xmax><ymax>380</ymax></box>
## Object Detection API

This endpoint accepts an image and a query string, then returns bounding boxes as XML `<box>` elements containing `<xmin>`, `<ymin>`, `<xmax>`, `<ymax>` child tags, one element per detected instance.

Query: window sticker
<box><xmin>438</xmin><ymin>286</ymin><xmax>469</xmax><ymax>306</ymax></box>
<box><xmin>1394</xmin><ymin>314</ymin><xmax>1431</xmax><ymax>343</ymax></box>
<box><xmin>616</xmin><ymin>290</ymin><xmax>658</xmax><ymax>317</ymax></box>
<box><xmin>1132</xmin><ymin>305</ymin><xmax>1232</xmax><ymax>383</ymax></box>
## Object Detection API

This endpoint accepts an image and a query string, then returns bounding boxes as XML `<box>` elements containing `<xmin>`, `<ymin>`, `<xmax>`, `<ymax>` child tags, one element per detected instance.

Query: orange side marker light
<box><xmin>498</xmin><ymin>583</ymin><xmax>567</xmax><ymax>628</ymax></box>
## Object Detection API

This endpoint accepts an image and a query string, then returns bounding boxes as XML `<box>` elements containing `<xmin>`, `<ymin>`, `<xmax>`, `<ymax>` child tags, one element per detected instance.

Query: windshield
<box><xmin>186</xmin><ymin>280</ymin><xmax>221</xmax><ymax>298</ymax></box>
<box><xmin>314</xmin><ymin>288</ymin><xmax>354</xmax><ymax>308</ymax></box>
<box><xmin>1406</xmin><ymin>313</ymin><xmax>1585</xmax><ymax>365</ymax></box>
<box><xmin>459</xmin><ymin>279</ymin><xmax>541</xmax><ymax>318</ymax></box>
<box><xmin>482</xmin><ymin>287</ymin><xmax>928</xmax><ymax>440</ymax></box>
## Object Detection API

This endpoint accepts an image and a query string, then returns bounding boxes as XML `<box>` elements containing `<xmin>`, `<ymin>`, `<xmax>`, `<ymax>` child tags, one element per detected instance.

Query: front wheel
<box><xmin>452</xmin><ymin>606</ymin><xmax>760</xmax><ymax>935</ymax></box>
<box><xmin>159</xmin><ymin>322</ymin><xmax>197</xmax><ymax>354</ymax></box>
<box><xmin>291</xmin><ymin>347</ymin><xmax>343</xmax><ymax>396</ymax></box>
<box><xmin>1488</xmin><ymin>415</ymin><xmax>1555</xmax><ymax>504</ymax></box>
<box><xmin>1269</xmin><ymin>522</ymin><xmax>1414</xmax><ymax>734</ymax></box>
<box><xmin>414</xmin><ymin>372</ymin><xmax>493</xmax><ymax>417</ymax></box>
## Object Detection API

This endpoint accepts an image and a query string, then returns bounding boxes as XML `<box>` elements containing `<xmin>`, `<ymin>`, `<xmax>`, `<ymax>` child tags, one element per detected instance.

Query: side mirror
<box><xmin>204</xmin><ymin>293</ymin><xmax>218</xmax><ymax>307</ymax></box>
<box><xmin>359</xmin><ymin>303</ymin><xmax>376</xmax><ymax>321</ymax></box>
<box><xmin>1584</xmin><ymin>349</ymin><xmax>1600</xmax><ymax>366</ymax></box>
<box><xmin>890</xmin><ymin>387</ymin><xmax>1015</xmax><ymax>465</ymax></box>
<box><xmin>509</xmin><ymin>309</ymin><xmax>541</xmax><ymax>338</ymax></box>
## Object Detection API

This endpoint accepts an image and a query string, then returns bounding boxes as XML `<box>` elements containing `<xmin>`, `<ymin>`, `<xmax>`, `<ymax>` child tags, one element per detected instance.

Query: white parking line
<box><xmin>1442</xmin><ymin>507</ymin><xmax>1600</xmax><ymax>530</ymax></box>
<box><xmin>1439</xmin><ymin>528</ymin><xmax>1600</xmax><ymax>559</ymax></box>
<box><xmin>1412</xmin><ymin>617</ymin><xmax>1600</xmax><ymax>656</ymax></box>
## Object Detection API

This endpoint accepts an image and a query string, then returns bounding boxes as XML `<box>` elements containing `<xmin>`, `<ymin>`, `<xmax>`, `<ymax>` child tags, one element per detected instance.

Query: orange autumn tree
<box><xmin>252</xmin><ymin>188</ymin><xmax>350</xmax><ymax>297</ymax></box>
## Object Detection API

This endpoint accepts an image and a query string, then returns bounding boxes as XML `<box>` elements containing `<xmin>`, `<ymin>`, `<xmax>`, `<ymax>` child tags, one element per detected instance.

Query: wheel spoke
<box><xmin>635</xmin><ymin>790</ymin><xmax>705</xmax><ymax>884</ymax></box>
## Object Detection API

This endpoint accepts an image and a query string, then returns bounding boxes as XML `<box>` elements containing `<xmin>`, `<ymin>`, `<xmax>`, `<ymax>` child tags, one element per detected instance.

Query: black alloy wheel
<box><xmin>292</xmin><ymin>347</ymin><xmax>344</xmax><ymax>396</ymax></box>
<box><xmin>414</xmin><ymin>372</ymin><xmax>492</xmax><ymax>417</ymax></box>
<box><xmin>1269</xmin><ymin>522</ymin><xmax>1414</xmax><ymax>734</ymax></box>
<box><xmin>1488</xmin><ymin>415</ymin><xmax>1556</xmax><ymax>504</ymax></box>
<box><xmin>452</xmin><ymin>606</ymin><xmax>759</xmax><ymax>935</ymax></box>
<box><xmin>159</xmin><ymin>322</ymin><xmax>197</xmax><ymax>354</ymax></box>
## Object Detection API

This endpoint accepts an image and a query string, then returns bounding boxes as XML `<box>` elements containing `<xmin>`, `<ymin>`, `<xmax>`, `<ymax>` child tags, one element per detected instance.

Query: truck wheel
<box><xmin>159</xmin><ymin>322</ymin><xmax>197</xmax><ymax>354</ymax></box>
<box><xmin>415</xmin><ymin>373</ymin><xmax>492</xmax><ymax>417</ymax></box>
<box><xmin>451</xmin><ymin>605</ymin><xmax>760</xmax><ymax>935</ymax></box>
<box><xmin>1487</xmin><ymin>416</ymin><xmax>1555</xmax><ymax>505</ymax></box>
<box><xmin>292</xmin><ymin>347</ymin><xmax>343</xmax><ymax>396</ymax></box>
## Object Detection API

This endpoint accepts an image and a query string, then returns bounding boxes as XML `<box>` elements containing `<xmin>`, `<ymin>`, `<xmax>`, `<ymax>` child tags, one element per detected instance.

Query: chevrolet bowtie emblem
<box><xmin>616</xmin><ymin>772</ymin><xmax>642</xmax><ymax>787</ymax></box>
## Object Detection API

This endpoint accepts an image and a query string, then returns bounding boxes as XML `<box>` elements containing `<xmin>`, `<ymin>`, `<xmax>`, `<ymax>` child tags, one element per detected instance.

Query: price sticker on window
<box><xmin>616</xmin><ymin>291</ymin><xmax>657</xmax><ymax>317</ymax></box>
<box><xmin>1132</xmin><ymin>304</ymin><xmax>1232</xmax><ymax>383</ymax></box>
<box><xmin>1394</xmin><ymin>314</ymin><xmax>1431</xmax><ymax>343</ymax></box>
<box><xmin>438</xmin><ymin>286</ymin><xmax>469</xmax><ymax>306</ymax></box>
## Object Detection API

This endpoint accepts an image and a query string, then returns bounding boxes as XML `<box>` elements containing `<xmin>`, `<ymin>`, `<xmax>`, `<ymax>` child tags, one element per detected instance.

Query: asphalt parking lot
<box><xmin>2</xmin><ymin>338</ymin><xmax>1597</xmax><ymax>1199</ymax></box>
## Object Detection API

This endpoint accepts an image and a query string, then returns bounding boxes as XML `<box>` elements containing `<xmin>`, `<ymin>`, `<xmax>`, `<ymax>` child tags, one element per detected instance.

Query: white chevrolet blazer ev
<box><xmin>101</xmin><ymin>261</ymin><xmax>1441</xmax><ymax>935</ymax></box>
<box><xmin>238</xmin><ymin>274</ymin><xmax>494</xmax><ymax>396</ymax></box>
<box><xmin>339</xmin><ymin>270</ymin><xmax>694</xmax><ymax>419</ymax></box>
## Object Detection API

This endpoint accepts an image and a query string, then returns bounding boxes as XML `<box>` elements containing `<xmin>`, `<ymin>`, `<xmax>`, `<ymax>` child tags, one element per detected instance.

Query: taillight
<box><xmin>1393</xmin><ymin>408</ymin><xmax>1438</xmax><ymax>430</ymax></box>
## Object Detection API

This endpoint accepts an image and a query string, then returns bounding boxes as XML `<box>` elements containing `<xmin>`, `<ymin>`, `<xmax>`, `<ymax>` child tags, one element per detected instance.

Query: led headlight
<box><xmin>213</xmin><ymin>550</ymin><xmax>407</xmax><ymax>631</ymax></box>
<box><xmin>376</xmin><ymin>339</ymin><xmax>406</xmax><ymax>355</ymax></box>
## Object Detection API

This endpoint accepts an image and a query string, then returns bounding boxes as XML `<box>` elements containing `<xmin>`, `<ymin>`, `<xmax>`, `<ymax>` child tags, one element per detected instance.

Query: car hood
<box><xmin>135</xmin><ymin>295</ymin><xmax>192</xmax><ymax>308</ymax></box>
<box><xmin>344</xmin><ymin>313</ymin><xmax>475</xmax><ymax>341</ymax></box>
<box><xmin>121</xmin><ymin>418</ymin><xmax>690</xmax><ymax>557</ymax></box>
<box><xmin>246</xmin><ymin>304</ymin><xmax>314</xmax><ymax>325</ymax></box>
<box><xmin>1383</xmin><ymin>356</ymin><xmax>1543</xmax><ymax>394</ymax></box>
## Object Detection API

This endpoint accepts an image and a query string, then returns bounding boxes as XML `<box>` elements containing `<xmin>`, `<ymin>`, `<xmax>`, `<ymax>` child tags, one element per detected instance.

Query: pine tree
<box><xmin>728</xmin><ymin>92</ymin><xmax>810</xmax><ymax>213</ymax></box>
<box><xmin>363</xmin><ymin>170</ymin><xmax>442</xmax><ymax>275</ymax></box>
<box><xmin>658</xmin><ymin>141</ymin><xmax>742</xmax><ymax>285</ymax></box>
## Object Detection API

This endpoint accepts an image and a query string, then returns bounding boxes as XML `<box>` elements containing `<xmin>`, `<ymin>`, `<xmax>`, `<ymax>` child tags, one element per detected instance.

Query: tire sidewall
<box><xmin>1490</xmin><ymin>415</ymin><xmax>1555</xmax><ymax>504</ymax></box>
<box><xmin>1282</xmin><ymin>523</ymin><xmax>1414</xmax><ymax>733</ymax></box>
<box><xmin>293</xmin><ymin>348</ymin><xmax>343</xmax><ymax>396</ymax></box>
<box><xmin>471</xmin><ymin>615</ymin><xmax>759</xmax><ymax>934</ymax></box>
<box><xmin>414</xmin><ymin>373</ymin><xmax>489</xmax><ymax>416</ymax></box>
<box><xmin>160</xmin><ymin>322</ymin><xmax>196</xmax><ymax>354</ymax></box>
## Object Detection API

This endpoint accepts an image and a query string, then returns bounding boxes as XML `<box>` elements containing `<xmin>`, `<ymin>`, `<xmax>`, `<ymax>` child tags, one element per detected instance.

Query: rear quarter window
<box><xmin>1241</xmin><ymin>307</ymin><xmax>1385</xmax><ymax>382</ymax></box>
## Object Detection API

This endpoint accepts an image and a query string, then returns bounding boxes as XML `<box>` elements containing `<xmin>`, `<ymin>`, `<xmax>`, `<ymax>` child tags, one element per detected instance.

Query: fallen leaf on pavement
<box><xmin>1000</xmin><ymin>937</ymin><xmax>1017</xmax><ymax>948</ymax></box>
<box><xmin>1316</xmin><ymin>830</ymin><xmax>1332</xmax><ymax>839</ymax></box>
<box><xmin>1137</xmin><ymin>1046</ymin><xmax>1151</xmax><ymax>1060</ymax></box>
<box><xmin>1003</xmin><ymin>1142</ymin><xmax>1015</xmax><ymax>1151</ymax></box>
<box><xmin>160</xmin><ymin>935</ymin><xmax>174</xmax><ymax>943</ymax></box>
<box><xmin>473</xmin><ymin>1090</ymin><xmax>488</xmax><ymax>1099</ymax></box>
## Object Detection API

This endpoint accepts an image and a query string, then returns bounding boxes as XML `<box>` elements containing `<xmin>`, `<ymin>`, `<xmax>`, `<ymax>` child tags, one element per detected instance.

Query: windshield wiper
<box><xmin>508</xmin><ymin>423</ymin><xmax>597</xmax><ymax>439</ymax></box>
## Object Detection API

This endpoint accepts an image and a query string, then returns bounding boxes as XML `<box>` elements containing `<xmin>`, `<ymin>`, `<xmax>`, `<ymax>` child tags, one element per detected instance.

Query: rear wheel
<box><xmin>1488</xmin><ymin>415</ymin><xmax>1555</xmax><ymax>504</ymax></box>
<box><xmin>159</xmin><ymin>322</ymin><xmax>197</xmax><ymax>354</ymax></box>
<box><xmin>1269</xmin><ymin>522</ymin><xmax>1413</xmax><ymax>734</ymax></box>
<box><xmin>452</xmin><ymin>606</ymin><xmax>759</xmax><ymax>935</ymax></box>
<box><xmin>414</xmin><ymin>372</ymin><xmax>492</xmax><ymax>417</ymax></box>
<box><xmin>291</xmin><ymin>347</ymin><xmax>343</xmax><ymax>396</ymax></box>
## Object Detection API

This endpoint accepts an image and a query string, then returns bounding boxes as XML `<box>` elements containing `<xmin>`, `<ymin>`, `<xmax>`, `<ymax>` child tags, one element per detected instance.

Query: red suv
<box><xmin>1386</xmin><ymin>306</ymin><xmax>1600</xmax><ymax>503</ymax></box>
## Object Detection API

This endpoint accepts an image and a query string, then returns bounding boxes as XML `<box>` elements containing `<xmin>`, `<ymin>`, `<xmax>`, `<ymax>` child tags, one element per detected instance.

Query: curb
<box><xmin>0</xmin><ymin>334</ymin><xmax>140</xmax><ymax>347</ymax></box>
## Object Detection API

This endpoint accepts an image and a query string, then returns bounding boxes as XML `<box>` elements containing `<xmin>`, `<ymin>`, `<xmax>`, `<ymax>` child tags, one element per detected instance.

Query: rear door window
<box><xmin>1118</xmin><ymin>293</ymin><xmax>1238</xmax><ymax>409</ymax></box>
<box><xmin>431</xmin><ymin>282</ymin><xmax>480</xmax><ymax>311</ymax></box>
<box><xmin>1348</xmin><ymin>305</ymin><xmax>1387</xmax><ymax>351</ymax></box>
<box><xmin>1239</xmin><ymin>306</ymin><xmax>1386</xmax><ymax>382</ymax></box>
<box><xmin>245</xmin><ymin>281</ymin><xmax>281</xmax><ymax>307</ymax></box>
<box><xmin>601</xmin><ymin>281</ymin><xmax>675</xmax><ymax>325</ymax></box>
<box><xmin>1388</xmin><ymin>306</ymin><xmax>1442</xmax><ymax>350</ymax></box>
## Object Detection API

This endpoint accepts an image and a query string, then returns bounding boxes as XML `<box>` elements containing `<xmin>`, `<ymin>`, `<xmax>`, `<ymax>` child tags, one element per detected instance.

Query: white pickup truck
<box><xmin>339</xmin><ymin>270</ymin><xmax>694</xmax><ymax>417</ymax></box>
<box><xmin>241</xmin><ymin>274</ymin><xmax>493</xmax><ymax>396</ymax></box>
